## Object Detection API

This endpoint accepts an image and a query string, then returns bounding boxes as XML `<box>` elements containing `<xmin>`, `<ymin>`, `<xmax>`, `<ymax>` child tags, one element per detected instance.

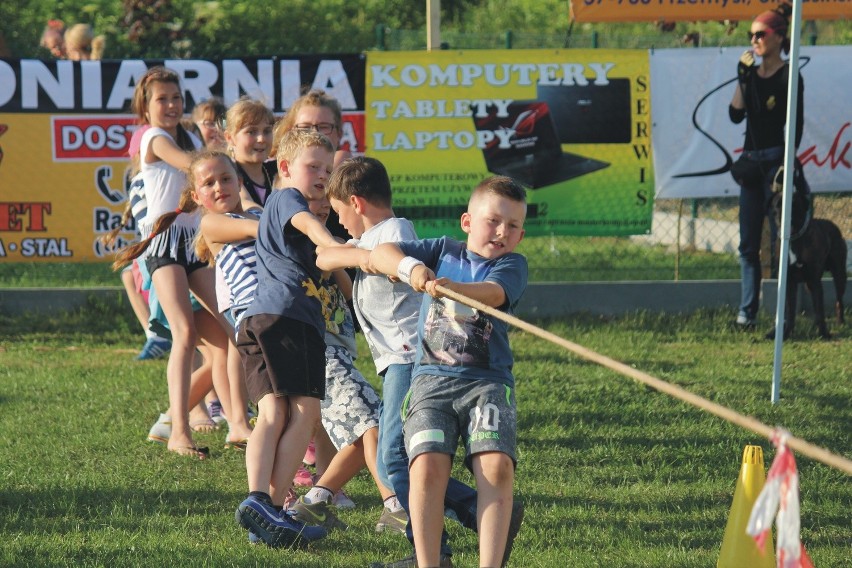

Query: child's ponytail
<box><xmin>100</xmin><ymin>200</ymin><xmax>134</xmax><ymax>250</ymax></box>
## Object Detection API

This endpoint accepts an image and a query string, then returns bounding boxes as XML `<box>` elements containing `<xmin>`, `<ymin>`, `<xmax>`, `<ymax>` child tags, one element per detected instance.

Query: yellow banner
<box><xmin>366</xmin><ymin>49</ymin><xmax>653</xmax><ymax>237</ymax></box>
<box><xmin>570</xmin><ymin>0</ymin><xmax>850</xmax><ymax>22</ymax></box>
<box><xmin>0</xmin><ymin>55</ymin><xmax>366</xmax><ymax>262</ymax></box>
<box><xmin>0</xmin><ymin>113</ymin><xmax>133</xmax><ymax>262</ymax></box>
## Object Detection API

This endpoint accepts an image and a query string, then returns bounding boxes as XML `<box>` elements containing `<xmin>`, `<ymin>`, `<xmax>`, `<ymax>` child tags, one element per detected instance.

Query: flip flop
<box><xmin>224</xmin><ymin>439</ymin><xmax>249</xmax><ymax>451</ymax></box>
<box><xmin>169</xmin><ymin>446</ymin><xmax>210</xmax><ymax>460</ymax></box>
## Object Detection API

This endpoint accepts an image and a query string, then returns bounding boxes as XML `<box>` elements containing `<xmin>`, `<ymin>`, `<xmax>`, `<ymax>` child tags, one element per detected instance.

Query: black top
<box><xmin>730</xmin><ymin>62</ymin><xmax>804</xmax><ymax>151</ymax></box>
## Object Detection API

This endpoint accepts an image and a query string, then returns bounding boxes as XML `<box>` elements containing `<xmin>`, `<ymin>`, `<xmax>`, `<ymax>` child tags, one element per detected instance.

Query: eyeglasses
<box><xmin>295</xmin><ymin>122</ymin><xmax>336</xmax><ymax>135</ymax></box>
<box><xmin>748</xmin><ymin>30</ymin><xmax>772</xmax><ymax>42</ymax></box>
<box><xmin>198</xmin><ymin>120</ymin><xmax>220</xmax><ymax>129</ymax></box>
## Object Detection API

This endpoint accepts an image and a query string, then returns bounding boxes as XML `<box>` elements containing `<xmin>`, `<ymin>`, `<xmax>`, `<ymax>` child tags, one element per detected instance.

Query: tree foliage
<box><xmin>1</xmin><ymin>0</ymin><xmax>849</xmax><ymax>59</ymax></box>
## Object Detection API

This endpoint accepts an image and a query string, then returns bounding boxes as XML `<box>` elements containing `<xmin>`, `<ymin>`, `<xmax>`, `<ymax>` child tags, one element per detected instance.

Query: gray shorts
<box><xmin>403</xmin><ymin>374</ymin><xmax>517</xmax><ymax>470</ymax></box>
<box><xmin>321</xmin><ymin>345</ymin><xmax>381</xmax><ymax>450</ymax></box>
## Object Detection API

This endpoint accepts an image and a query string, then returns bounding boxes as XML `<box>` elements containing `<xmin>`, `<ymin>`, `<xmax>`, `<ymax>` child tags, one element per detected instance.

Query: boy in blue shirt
<box><xmin>369</xmin><ymin>175</ymin><xmax>527</xmax><ymax>568</ymax></box>
<box><xmin>322</xmin><ymin>172</ymin><xmax>527</xmax><ymax>567</ymax></box>
<box><xmin>234</xmin><ymin>129</ymin><xmax>341</xmax><ymax>548</ymax></box>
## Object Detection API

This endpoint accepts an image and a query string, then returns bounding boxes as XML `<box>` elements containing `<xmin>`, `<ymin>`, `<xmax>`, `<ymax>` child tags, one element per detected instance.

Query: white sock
<box><xmin>304</xmin><ymin>486</ymin><xmax>333</xmax><ymax>504</ymax></box>
<box><xmin>384</xmin><ymin>495</ymin><xmax>403</xmax><ymax>512</ymax></box>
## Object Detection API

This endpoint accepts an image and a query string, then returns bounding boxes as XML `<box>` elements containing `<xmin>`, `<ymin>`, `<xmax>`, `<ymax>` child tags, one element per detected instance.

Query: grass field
<box><xmin>0</xmin><ymin>301</ymin><xmax>849</xmax><ymax>567</ymax></box>
<box><xmin>0</xmin><ymin>234</ymin><xmax>740</xmax><ymax>287</ymax></box>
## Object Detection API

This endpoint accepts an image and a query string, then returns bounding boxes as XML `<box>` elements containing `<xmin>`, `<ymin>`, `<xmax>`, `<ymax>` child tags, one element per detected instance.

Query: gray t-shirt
<box><xmin>352</xmin><ymin>217</ymin><xmax>421</xmax><ymax>374</ymax></box>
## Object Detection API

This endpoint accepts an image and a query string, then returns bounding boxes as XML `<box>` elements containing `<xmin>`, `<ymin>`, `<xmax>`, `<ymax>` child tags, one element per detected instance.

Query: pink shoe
<box><xmin>303</xmin><ymin>439</ymin><xmax>316</xmax><ymax>466</ymax></box>
<box><xmin>293</xmin><ymin>464</ymin><xmax>313</xmax><ymax>487</ymax></box>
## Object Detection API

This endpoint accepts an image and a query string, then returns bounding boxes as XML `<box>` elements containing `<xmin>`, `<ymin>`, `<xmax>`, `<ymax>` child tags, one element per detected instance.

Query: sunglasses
<box><xmin>748</xmin><ymin>30</ymin><xmax>772</xmax><ymax>42</ymax></box>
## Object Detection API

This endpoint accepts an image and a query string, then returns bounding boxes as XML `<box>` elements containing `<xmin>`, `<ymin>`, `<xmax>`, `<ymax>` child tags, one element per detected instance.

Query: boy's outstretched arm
<box><xmin>290</xmin><ymin>210</ymin><xmax>340</xmax><ymax>248</ymax></box>
<box><xmin>425</xmin><ymin>278</ymin><xmax>507</xmax><ymax>309</ymax></box>
<box><xmin>316</xmin><ymin>245</ymin><xmax>372</xmax><ymax>273</ymax></box>
<box><xmin>369</xmin><ymin>243</ymin><xmax>435</xmax><ymax>292</ymax></box>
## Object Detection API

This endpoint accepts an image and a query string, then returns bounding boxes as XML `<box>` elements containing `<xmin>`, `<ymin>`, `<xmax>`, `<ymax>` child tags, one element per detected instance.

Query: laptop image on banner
<box><xmin>473</xmin><ymin>101</ymin><xmax>609</xmax><ymax>189</ymax></box>
<box><xmin>537</xmin><ymin>80</ymin><xmax>632</xmax><ymax>144</ymax></box>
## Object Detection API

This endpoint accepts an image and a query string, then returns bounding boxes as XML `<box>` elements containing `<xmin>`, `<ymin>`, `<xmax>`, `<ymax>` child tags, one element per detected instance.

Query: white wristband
<box><xmin>397</xmin><ymin>256</ymin><xmax>425</xmax><ymax>285</ymax></box>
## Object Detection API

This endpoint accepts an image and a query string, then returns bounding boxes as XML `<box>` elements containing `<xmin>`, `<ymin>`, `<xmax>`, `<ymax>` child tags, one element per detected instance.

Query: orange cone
<box><xmin>717</xmin><ymin>445</ymin><xmax>776</xmax><ymax>567</ymax></box>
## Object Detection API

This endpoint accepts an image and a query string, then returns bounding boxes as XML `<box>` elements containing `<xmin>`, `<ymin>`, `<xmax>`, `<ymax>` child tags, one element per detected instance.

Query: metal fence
<box><xmin>376</xmin><ymin>27</ymin><xmax>852</xmax><ymax>283</ymax></box>
<box><xmin>514</xmin><ymin>193</ymin><xmax>851</xmax><ymax>283</ymax></box>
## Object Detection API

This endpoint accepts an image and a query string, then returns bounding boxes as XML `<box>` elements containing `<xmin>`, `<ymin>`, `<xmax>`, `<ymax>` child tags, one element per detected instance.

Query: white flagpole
<box><xmin>771</xmin><ymin>0</ymin><xmax>804</xmax><ymax>404</ymax></box>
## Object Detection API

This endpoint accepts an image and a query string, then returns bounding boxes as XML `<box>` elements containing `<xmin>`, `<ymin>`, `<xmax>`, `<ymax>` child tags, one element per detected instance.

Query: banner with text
<box><xmin>0</xmin><ymin>55</ymin><xmax>365</xmax><ymax>262</ymax></box>
<box><xmin>365</xmin><ymin>49</ymin><xmax>653</xmax><ymax>238</ymax></box>
<box><xmin>650</xmin><ymin>46</ymin><xmax>852</xmax><ymax>199</ymax></box>
<box><xmin>570</xmin><ymin>0</ymin><xmax>850</xmax><ymax>22</ymax></box>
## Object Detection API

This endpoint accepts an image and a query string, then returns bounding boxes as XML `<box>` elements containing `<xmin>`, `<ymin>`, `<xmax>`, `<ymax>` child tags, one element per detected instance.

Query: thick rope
<box><xmin>434</xmin><ymin>284</ymin><xmax>852</xmax><ymax>475</ymax></box>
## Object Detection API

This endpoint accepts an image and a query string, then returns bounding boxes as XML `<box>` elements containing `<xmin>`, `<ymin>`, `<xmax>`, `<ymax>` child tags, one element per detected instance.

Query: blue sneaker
<box><xmin>236</xmin><ymin>495</ymin><xmax>327</xmax><ymax>548</ymax></box>
<box><xmin>137</xmin><ymin>337</ymin><xmax>172</xmax><ymax>361</ymax></box>
<box><xmin>248</xmin><ymin>531</ymin><xmax>261</xmax><ymax>545</ymax></box>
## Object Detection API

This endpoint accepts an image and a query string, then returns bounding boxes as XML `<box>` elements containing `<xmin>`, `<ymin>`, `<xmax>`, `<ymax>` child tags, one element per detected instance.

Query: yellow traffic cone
<box><xmin>717</xmin><ymin>445</ymin><xmax>776</xmax><ymax>567</ymax></box>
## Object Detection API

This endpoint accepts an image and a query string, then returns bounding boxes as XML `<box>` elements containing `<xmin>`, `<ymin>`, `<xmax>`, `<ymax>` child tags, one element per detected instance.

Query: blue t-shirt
<box><xmin>243</xmin><ymin>189</ymin><xmax>324</xmax><ymax>336</ymax></box>
<box><xmin>399</xmin><ymin>237</ymin><xmax>528</xmax><ymax>387</ymax></box>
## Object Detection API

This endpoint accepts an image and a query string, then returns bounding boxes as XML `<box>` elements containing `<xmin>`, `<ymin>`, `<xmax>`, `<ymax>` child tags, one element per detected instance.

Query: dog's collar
<box><xmin>790</xmin><ymin>205</ymin><xmax>813</xmax><ymax>242</ymax></box>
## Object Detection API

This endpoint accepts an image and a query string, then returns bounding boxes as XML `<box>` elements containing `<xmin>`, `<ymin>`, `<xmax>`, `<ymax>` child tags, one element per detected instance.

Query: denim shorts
<box><xmin>403</xmin><ymin>374</ymin><xmax>517</xmax><ymax>471</ymax></box>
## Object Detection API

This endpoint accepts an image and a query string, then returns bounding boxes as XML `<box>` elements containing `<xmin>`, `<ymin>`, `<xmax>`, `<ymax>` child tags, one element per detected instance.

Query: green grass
<box><xmin>0</xmin><ymin>305</ymin><xmax>849</xmax><ymax>567</ymax></box>
<box><xmin>0</xmin><ymin>262</ymin><xmax>119</xmax><ymax>288</ymax></box>
<box><xmin>0</xmin><ymin>236</ymin><xmax>739</xmax><ymax>287</ymax></box>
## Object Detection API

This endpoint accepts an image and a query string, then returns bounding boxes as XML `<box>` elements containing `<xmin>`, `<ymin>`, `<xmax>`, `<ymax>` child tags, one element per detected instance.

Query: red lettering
<box><xmin>24</xmin><ymin>203</ymin><xmax>51</xmax><ymax>231</ymax></box>
<box><xmin>799</xmin><ymin>122</ymin><xmax>851</xmax><ymax>170</ymax></box>
<box><xmin>0</xmin><ymin>202</ymin><xmax>51</xmax><ymax>231</ymax></box>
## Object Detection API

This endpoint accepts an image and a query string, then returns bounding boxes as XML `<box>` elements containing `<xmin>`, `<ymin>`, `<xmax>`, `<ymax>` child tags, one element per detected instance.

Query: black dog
<box><xmin>766</xmin><ymin>190</ymin><xmax>847</xmax><ymax>340</ymax></box>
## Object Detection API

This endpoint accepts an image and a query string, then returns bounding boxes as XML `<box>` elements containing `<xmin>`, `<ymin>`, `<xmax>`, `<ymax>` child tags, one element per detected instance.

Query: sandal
<box><xmin>169</xmin><ymin>446</ymin><xmax>210</xmax><ymax>460</ymax></box>
<box><xmin>224</xmin><ymin>439</ymin><xmax>249</xmax><ymax>451</ymax></box>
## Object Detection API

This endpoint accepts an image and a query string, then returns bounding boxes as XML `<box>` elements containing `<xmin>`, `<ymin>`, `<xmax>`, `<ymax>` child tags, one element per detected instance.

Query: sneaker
<box><xmin>370</xmin><ymin>553</ymin><xmax>453</xmax><ymax>568</ymax></box>
<box><xmin>137</xmin><ymin>336</ymin><xmax>171</xmax><ymax>361</ymax></box>
<box><xmin>303</xmin><ymin>439</ymin><xmax>316</xmax><ymax>466</ymax></box>
<box><xmin>207</xmin><ymin>399</ymin><xmax>226</xmax><ymax>426</ymax></box>
<box><xmin>502</xmin><ymin>499</ymin><xmax>525</xmax><ymax>567</ymax></box>
<box><xmin>290</xmin><ymin>496</ymin><xmax>348</xmax><ymax>531</ymax></box>
<box><xmin>146</xmin><ymin>413</ymin><xmax>171</xmax><ymax>444</ymax></box>
<box><xmin>375</xmin><ymin>506</ymin><xmax>408</xmax><ymax>534</ymax></box>
<box><xmin>736</xmin><ymin>313</ymin><xmax>757</xmax><ymax>327</ymax></box>
<box><xmin>293</xmin><ymin>465</ymin><xmax>314</xmax><ymax>487</ymax></box>
<box><xmin>332</xmin><ymin>489</ymin><xmax>355</xmax><ymax>509</ymax></box>
<box><xmin>248</xmin><ymin>530</ymin><xmax>261</xmax><ymax>545</ymax></box>
<box><xmin>235</xmin><ymin>495</ymin><xmax>327</xmax><ymax>549</ymax></box>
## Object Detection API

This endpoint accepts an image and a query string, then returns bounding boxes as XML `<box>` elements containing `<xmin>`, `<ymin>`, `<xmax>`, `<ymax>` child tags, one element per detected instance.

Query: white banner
<box><xmin>651</xmin><ymin>46</ymin><xmax>852</xmax><ymax>199</ymax></box>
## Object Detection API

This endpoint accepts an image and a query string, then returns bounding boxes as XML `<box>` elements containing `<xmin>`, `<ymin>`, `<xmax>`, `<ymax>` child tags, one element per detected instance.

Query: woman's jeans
<box><xmin>737</xmin><ymin>148</ymin><xmax>783</xmax><ymax>320</ymax></box>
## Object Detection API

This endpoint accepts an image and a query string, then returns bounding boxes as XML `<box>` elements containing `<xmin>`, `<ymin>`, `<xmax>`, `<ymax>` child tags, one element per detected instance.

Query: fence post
<box><xmin>592</xmin><ymin>30</ymin><xmax>599</xmax><ymax>48</ymax></box>
<box><xmin>505</xmin><ymin>30</ymin><xmax>513</xmax><ymax>49</ymax></box>
<box><xmin>808</xmin><ymin>21</ymin><xmax>818</xmax><ymax>45</ymax></box>
<box><xmin>375</xmin><ymin>24</ymin><xmax>386</xmax><ymax>51</ymax></box>
<box><xmin>687</xmin><ymin>199</ymin><xmax>698</xmax><ymax>250</ymax></box>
